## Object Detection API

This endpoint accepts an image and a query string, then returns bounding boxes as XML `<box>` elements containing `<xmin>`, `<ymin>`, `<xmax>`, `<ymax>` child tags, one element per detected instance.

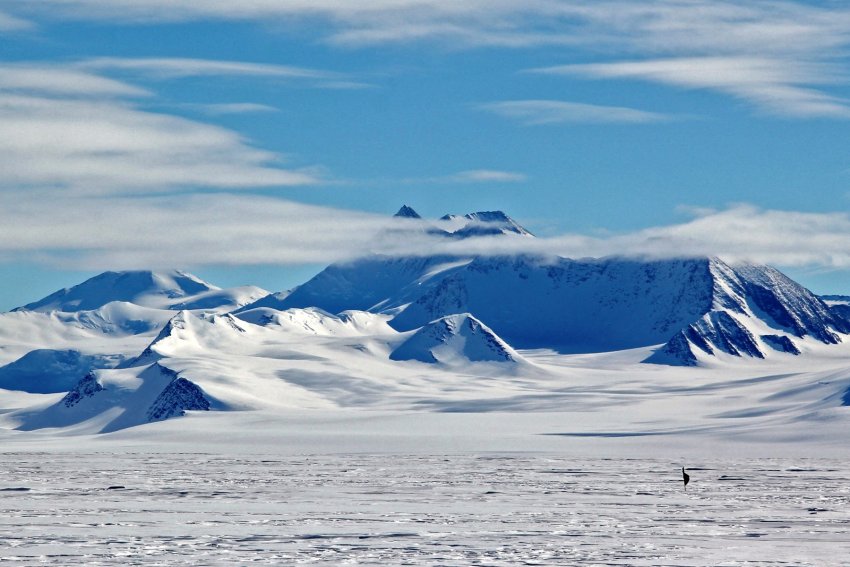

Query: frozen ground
<box><xmin>1</xmin><ymin>450</ymin><xmax>848</xmax><ymax>565</ymax></box>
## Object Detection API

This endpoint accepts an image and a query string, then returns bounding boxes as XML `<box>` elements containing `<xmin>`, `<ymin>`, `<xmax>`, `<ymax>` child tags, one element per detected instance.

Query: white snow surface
<box><xmin>2</xmin><ymin>450</ymin><xmax>849</xmax><ymax>565</ymax></box>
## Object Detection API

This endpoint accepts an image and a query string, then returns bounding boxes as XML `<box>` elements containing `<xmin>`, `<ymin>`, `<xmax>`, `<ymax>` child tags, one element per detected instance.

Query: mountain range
<box><xmin>2</xmin><ymin>205</ymin><xmax>850</xmax><ymax>433</ymax></box>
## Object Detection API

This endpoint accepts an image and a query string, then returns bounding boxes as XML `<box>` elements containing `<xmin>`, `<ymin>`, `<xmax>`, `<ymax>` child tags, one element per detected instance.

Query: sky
<box><xmin>2</xmin><ymin>0</ymin><xmax>850</xmax><ymax>309</ymax></box>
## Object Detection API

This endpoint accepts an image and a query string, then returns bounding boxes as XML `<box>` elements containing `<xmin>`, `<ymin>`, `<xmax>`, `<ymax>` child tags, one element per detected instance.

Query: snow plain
<box><xmin>1</xmin><ymin>450</ymin><xmax>849</xmax><ymax>565</ymax></box>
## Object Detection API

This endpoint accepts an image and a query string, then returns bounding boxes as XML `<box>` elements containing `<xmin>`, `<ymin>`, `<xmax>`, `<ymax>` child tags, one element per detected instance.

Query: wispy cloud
<box><xmin>79</xmin><ymin>57</ymin><xmax>338</xmax><ymax>80</ymax></box>
<box><xmin>533</xmin><ymin>58</ymin><xmax>850</xmax><ymax>118</ymax></box>
<box><xmin>481</xmin><ymin>100</ymin><xmax>669</xmax><ymax>125</ymax></box>
<box><xmin>398</xmin><ymin>205</ymin><xmax>850</xmax><ymax>270</ymax></box>
<box><xmin>444</xmin><ymin>169</ymin><xmax>527</xmax><ymax>183</ymax></box>
<box><xmin>0</xmin><ymin>9</ymin><xmax>33</xmax><ymax>31</ymax></box>
<box><xmin>15</xmin><ymin>1</ymin><xmax>850</xmax><ymax>118</ymax></box>
<box><xmin>10</xmin><ymin>0</ymin><xmax>850</xmax><ymax>52</ymax></box>
<box><xmin>179</xmin><ymin>102</ymin><xmax>279</xmax><ymax>116</ymax></box>
<box><xmin>369</xmin><ymin>169</ymin><xmax>529</xmax><ymax>186</ymax></box>
<box><xmin>0</xmin><ymin>64</ymin><xmax>319</xmax><ymax>193</ymax></box>
<box><xmin>0</xmin><ymin>64</ymin><xmax>149</xmax><ymax>97</ymax></box>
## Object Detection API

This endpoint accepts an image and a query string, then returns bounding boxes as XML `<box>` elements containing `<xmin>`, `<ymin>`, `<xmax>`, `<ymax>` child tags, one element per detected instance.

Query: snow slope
<box><xmin>16</xmin><ymin>270</ymin><xmax>266</xmax><ymax>313</ymax></box>
<box><xmin>17</xmin><ymin>270</ymin><xmax>216</xmax><ymax>312</ymax></box>
<box><xmin>12</xmin><ymin>362</ymin><xmax>212</xmax><ymax>433</ymax></box>
<box><xmin>266</xmin><ymin>255</ymin><xmax>466</xmax><ymax>314</ymax></box>
<box><xmin>391</xmin><ymin>255</ymin><xmax>718</xmax><ymax>352</ymax></box>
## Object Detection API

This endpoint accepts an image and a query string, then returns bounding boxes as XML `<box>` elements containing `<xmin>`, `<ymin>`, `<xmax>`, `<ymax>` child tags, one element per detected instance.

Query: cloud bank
<box><xmin>1</xmin><ymin>196</ymin><xmax>849</xmax><ymax>274</ymax></box>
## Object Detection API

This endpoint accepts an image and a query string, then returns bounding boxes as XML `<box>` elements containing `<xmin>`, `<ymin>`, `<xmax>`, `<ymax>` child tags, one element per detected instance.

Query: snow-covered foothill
<box><xmin>390</xmin><ymin>313</ymin><xmax>522</xmax><ymax>365</ymax></box>
<box><xmin>12</xmin><ymin>362</ymin><xmax>211</xmax><ymax>433</ymax></box>
<box><xmin>136</xmin><ymin>310</ymin><xmax>250</xmax><ymax>361</ymax></box>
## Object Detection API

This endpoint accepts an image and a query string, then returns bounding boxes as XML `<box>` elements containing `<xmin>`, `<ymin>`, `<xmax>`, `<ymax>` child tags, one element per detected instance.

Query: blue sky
<box><xmin>2</xmin><ymin>1</ymin><xmax>850</xmax><ymax>309</ymax></box>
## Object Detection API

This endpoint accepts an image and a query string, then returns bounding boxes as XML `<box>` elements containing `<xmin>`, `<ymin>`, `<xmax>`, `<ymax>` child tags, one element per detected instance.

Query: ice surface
<box><xmin>0</xmin><ymin>451</ymin><xmax>848</xmax><ymax>565</ymax></box>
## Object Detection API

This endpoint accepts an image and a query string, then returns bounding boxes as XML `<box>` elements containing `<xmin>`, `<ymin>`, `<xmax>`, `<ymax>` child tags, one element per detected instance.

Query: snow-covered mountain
<box><xmin>645</xmin><ymin>261</ymin><xmax>849</xmax><ymax>365</ymax></box>
<box><xmin>258</xmin><ymin>255</ymin><xmax>462</xmax><ymax>314</ymax></box>
<box><xmin>5</xmin><ymin>207</ymin><xmax>850</xmax><ymax>435</ymax></box>
<box><xmin>273</xmin><ymin>240</ymin><xmax>846</xmax><ymax>364</ymax></box>
<box><xmin>451</xmin><ymin>211</ymin><xmax>534</xmax><ymax>237</ymax></box>
<box><xmin>390</xmin><ymin>313</ymin><xmax>522</xmax><ymax>365</ymax></box>
<box><xmin>14</xmin><ymin>362</ymin><xmax>212</xmax><ymax>433</ymax></box>
<box><xmin>17</xmin><ymin>270</ymin><xmax>215</xmax><ymax>312</ymax></box>
<box><xmin>16</xmin><ymin>270</ymin><xmax>266</xmax><ymax>313</ymax></box>
<box><xmin>394</xmin><ymin>204</ymin><xmax>422</xmax><ymax>219</ymax></box>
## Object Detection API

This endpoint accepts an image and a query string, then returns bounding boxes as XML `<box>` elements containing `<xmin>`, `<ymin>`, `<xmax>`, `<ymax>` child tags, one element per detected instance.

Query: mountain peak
<box><xmin>454</xmin><ymin>210</ymin><xmax>533</xmax><ymax>237</ymax></box>
<box><xmin>390</xmin><ymin>312</ymin><xmax>521</xmax><ymax>364</ymax></box>
<box><xmin>14</xmin><ymin>270</ymin><xmax>219</xmax><ymax>313</ymax></box>
<box><xmin>394</xmin><ymin>205</ymin><xmax>422</xmax><ymax>219</ymax></box>
<box><xmin>463</xmin><ymin>210</ymin><xmax>511</xmax><ymax>223</ymax></box>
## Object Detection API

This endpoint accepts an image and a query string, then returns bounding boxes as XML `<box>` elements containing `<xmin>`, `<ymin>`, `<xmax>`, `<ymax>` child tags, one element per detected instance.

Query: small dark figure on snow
<box><xmin>682</xmin><ymin>467</ymin><xmax>690</xmax><ymax>490</ymax></box>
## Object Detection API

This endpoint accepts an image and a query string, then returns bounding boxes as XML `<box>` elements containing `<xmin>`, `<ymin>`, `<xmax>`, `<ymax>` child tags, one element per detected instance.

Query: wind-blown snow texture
<box><xmin>3</xmin><ymin>452</ymin><xmax>850</xmax><ymax>566</ymax></box>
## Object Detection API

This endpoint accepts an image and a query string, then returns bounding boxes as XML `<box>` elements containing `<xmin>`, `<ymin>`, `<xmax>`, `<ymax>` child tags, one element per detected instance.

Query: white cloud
<box><xmin>0</xmin><ymin>194</ymin><xmax>392</xmax><ymax>268</ymax></box>
<box><xmin>79</xmin><ymin>57</ymin><xmax>337</xmax><ymax>80</ymax></box>
<box><xmin>533</xmin><ymin>58</ymin><xmax>850</xmax><ymax>118</ymax></box>
<box><xmin>447</xmin><ymin>169</ymin><xmax>527</xmax><ymax>183</ymax></box>
<box><xmin>378</xmin><ymin>169</ymin><xmax>529</xmax><ymax>186</ymax></box>
<box><xmin>480</xmin><ymin>100</ymin><xmax>669</xmax><ymax>124</ymax></box>
<box><xmin>10</xmin><ymin>0</ymin><xmax>850</xmax><ymax>53</ymax></box>
<box><xmin>180</xmin><ymin>102</ymin><xmax>279</xmax><ymax>115</ymax></box>
<box><xmin>0</xmin><ymin>64</ymin><xmax>319</xmax><ymax>193</ymax></box>
<box><xmin>0</xmin><ymin>9</ymin><xmax>33</xmax><ymax>30</ymax></box>
<box><xmin>400</xmin><ymin>205</ymin><xmax>850</xmax><ymax>270</ymax></box>
<box><xmin>0</xmin><ymin>64</ymin><xmax>149</xmax><ymax>97</ymax></box>
<box><xmin>1</xmin><ymin>196</ymin><xmax>849</xmax><ymax>274</ymax></box>
<box><xmin>15</xmin><ymin>1</ymin><xmax>850</xmax><ymax>118</ymax></box>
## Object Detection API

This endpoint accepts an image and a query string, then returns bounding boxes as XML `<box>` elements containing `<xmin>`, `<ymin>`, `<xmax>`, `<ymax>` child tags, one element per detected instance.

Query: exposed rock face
<box><xmin>648</xmin><ymin>261</ymin><xmax>846</xmax><ymax>365</ymax></box>
<box><xmin>146</xmin><ymin>372</ymin><xmax>210</xmax><ymax>422</ymax></box>
<box><xmin>62</xmin><ymin>372</ymin><xmax>104</xmax><ymax>408</ymax></box>
<box><xmin>647</xmin><ymin>311</ymin><xmax>763</xmax><ymax>365</ymax></box>
<box><xmin>760</xmin><ymin>334</ymin><xmax>801</xmax><ymax>355</ymax></box>
<box><xmin>394</xmin><ymin>205</ymin><xmax>422</xmax><ymax>219</ymax></box>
